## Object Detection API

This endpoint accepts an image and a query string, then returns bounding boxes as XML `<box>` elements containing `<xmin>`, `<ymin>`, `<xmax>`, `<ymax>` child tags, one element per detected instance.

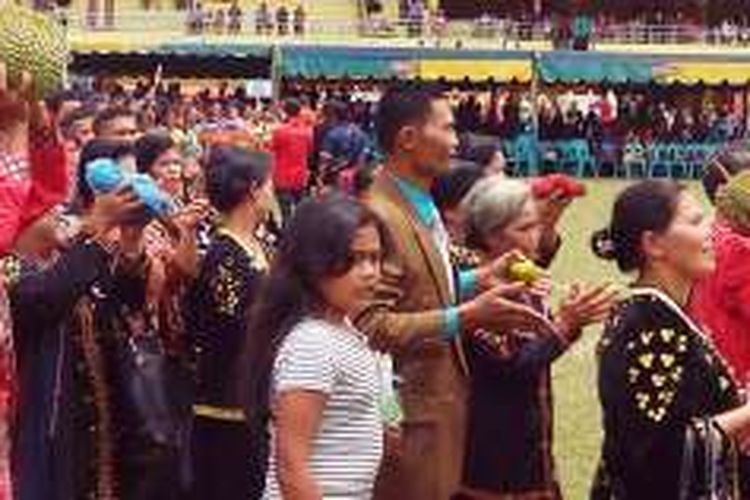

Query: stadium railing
<box><xmin>61</xmin><ymin>10</ymin><xmax>750</xmax><ymax>48</ymax></box>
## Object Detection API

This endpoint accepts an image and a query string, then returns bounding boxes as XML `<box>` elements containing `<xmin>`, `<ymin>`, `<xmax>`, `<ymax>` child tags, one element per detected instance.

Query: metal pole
<box><xmin>530</xmin><ymin>50</ymin><xmax>540</xmax><ymax>172</ymax></box>
<box><xmin>271</xmin><ymin>43</ymin><xmax>282</xmax><ymax>100</ymax></box>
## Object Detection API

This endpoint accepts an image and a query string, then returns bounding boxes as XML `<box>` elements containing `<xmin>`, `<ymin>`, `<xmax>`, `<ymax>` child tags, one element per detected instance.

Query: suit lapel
<box><xmin>375</xmin><ymin>174</ymin><xmax>452</xmax><ymax>305</ymax></box>
<box><xmin>373</xmin><ymin>174</ymin><xmax>470</xmax><ymax>376</ymax></box>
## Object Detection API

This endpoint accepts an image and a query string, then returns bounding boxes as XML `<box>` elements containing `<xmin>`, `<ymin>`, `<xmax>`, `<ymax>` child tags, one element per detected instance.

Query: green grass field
<box><xmin>550</xmin><ymin>180</ymin><xmax>707</xmax><ymax>499</ymax></box>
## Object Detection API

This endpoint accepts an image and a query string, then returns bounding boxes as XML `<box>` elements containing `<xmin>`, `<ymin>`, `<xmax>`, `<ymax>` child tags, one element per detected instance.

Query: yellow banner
<box><xmin>418</xmin><ymin>59</ymin><xmax>532</xmax><ymax>81</ymax></box>
<box><xmin>657</xmin><ymin>62</ymin><xmax>750</xmax><ymax>84</ymax></box>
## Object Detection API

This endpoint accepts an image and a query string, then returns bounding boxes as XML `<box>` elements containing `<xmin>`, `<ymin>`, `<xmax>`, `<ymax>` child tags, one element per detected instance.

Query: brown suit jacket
<box><xmin>356</xmin><ymin>172</ymin><xmax>469</xmax><ymax>500</ymax></box>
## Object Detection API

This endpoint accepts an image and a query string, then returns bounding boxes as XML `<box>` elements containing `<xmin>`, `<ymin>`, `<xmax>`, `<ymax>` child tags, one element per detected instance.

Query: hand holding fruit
<box><xmin>508</xmin><ymin>257</ymin><xmax>546</xmax><ymax>285</ymax></box>
<box><xmin>475</xmin><ymin>250</ymin><xmax>548</xmax><ymax>293</ymax></box>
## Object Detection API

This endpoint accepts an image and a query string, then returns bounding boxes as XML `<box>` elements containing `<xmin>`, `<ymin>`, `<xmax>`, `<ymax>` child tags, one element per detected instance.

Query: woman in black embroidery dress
<box><xmin>591</xmin><ymin>180</ymin><xmax>750</xmax><ymax>499</ymax></box>
<box><xmin>186</xmin><ymin>146</ymin><xmax>274</xmax><ymax>500</ymax></box>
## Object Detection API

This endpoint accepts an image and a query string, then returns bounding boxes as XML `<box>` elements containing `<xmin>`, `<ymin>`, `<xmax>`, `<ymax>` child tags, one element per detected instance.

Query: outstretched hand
<box><xmin>464</xmin><ymin>281</ymin><xmax>556</xmax><ymax>336</ymax></box>
<box><xmin>554</xmin><ymin>283</ymin><xmax>619</xmax><ymax>344</ymax></box>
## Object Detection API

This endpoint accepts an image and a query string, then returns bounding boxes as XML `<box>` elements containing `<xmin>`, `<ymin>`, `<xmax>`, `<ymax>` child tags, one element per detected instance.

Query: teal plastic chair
<box><xmin>513</xmin><ymin>135</ymin><xmax>538</xmax><ymax>177</ymax></box>
<box><xmin>669</xmin><ymin>144</ymin><xmax>689</xmax><ymax>178</ymax></box>
<box><xmin>539</xmin><ymin>141</ymin><xmax>560</xmax><ymax>174</ymax></box>
<box><xmin>691</xmin><ymin>143</ymin><xmax>720</xmax><ymax>179</ymax></box>
<box><xmin>562</xmin><ymin>139</ymin><xmax>596</xmax><ymax>177</ymax></box>
<box><xmin>502</xmin><ymin>140</ymin><xmax>518</xmax><ymax>175</ymax></box>
<box><xmin>648</xmin><ymin>143</ymin><xmax>672</xmax><ymax>178</ymax></box>
<box><xmin>622</xmin><ymin>141</ymin><xmax>647</xmax><ymax>178</ymax></box>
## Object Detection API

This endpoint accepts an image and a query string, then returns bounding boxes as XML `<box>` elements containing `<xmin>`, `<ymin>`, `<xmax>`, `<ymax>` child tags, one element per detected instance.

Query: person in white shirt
<box><xmin>240</xmin><ymin>194</ymin><xmax>390</xmax><ymax>500</ymax></box>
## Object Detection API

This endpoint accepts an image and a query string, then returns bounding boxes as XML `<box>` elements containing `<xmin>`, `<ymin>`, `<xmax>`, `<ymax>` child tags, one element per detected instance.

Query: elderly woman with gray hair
<box><xmin>457</xmin><ymin>176</ymin><xmax>616</xmax><ymax>499</ymax></box>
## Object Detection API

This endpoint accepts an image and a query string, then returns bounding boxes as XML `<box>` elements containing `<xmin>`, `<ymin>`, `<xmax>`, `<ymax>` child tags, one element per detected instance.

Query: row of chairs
<box><xmin>504</xmin><ymin>137</ymin><xmax>599</xmax><ymax>177</ymax></box>
<box><xmin>503</xmin><ymin>136</ymin><xmax>723</xmax><ymax>179</ymax></box>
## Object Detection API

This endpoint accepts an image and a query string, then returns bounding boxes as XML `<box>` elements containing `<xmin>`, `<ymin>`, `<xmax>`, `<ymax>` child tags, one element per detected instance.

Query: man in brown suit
<box><xmin>356</xmin><ymin>86</ymin><xmax>554</xmax><ymax>500</ymax></box>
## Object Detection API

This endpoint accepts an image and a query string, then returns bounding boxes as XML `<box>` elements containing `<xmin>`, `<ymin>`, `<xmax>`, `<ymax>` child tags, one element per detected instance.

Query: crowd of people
<box><xmin>186</xmin><ymin>1</ymin><xmax>306</xmax><ymax>36</ymax></box>
<box><xmin>3</xmin><ymin>64</ymin><xmax>750</xmax><ymax>500</ymax></box>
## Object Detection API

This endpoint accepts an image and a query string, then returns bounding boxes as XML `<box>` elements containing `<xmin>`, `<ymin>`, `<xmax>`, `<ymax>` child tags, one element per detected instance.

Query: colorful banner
<box><xmin>654</xmin><ymin>62</ymin><xmax>750</xmax><ymax>84</ymax></box>
<box><xmin>69</xmin><ymin>36</ymin><xmax>750</xmax><ymax>84</ymax></box>
<box><xmin>418</xmin><ymin>59</ymin><xmax>531</xmax><ymax>81</ymax></box>
<box><xmin>280</xmin><ymin>46</ymin><xmax>531</xmax><ymax>80</ymax></box>
<box><xmin>538</xmin><ymin>52</ymin><xmax>655</xmax><ymax>83</ymax></box>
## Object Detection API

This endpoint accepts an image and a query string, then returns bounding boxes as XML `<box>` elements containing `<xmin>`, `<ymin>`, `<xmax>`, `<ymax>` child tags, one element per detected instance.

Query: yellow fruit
<box><xmin>509</xmin><ymin>258</ymin><xmax>544</xmax><ymax>285</ymax></box>
<box><xmin>0</xmin><ymin>4</ymin><xmax>67</xmax><ymax>99</ymax></box>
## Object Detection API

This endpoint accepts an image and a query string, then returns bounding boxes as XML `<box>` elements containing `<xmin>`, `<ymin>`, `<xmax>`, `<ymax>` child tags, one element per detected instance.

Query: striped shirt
<box><xmin>264</xmin><ymin>318</ymin><xmax>384</xmax><ymax>500</ymax></box>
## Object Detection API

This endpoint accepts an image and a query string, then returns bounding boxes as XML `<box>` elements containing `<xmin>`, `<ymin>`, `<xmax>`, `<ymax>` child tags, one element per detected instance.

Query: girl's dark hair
<box><xmin>239</xmin><ymin>194</ymin><xmax>390</xmax><ymax>421</ymax></box>
<box><xmin>205</xmin><ymin>146</ymin><xmax>271</xmax><ymax>214</ymax></box>
<box><xmin>592</xmin><ymin>180</ymin><xmax>685</xmax><ymax>273</ymax></box>
<box><xmin>75</xmin><ymin>138</ymin><xmax>135</xmax><ymax>210</ymax></box>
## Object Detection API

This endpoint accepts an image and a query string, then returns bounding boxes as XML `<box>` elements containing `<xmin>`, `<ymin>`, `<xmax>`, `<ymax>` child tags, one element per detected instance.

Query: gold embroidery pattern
<box><xmin>0</xmin><ymin>256</ymin><xmax>21</xmax><ymax>288</ymax></box>
<box><xmin>627</xmin><ymin>327</ymin><xmax>686</xmax><ymax>423</ymax></box>
<box><xmin>449</xmin><ymin>244</ymin><xmax>482</xmax><ymax>269</ymax></box>
<box><xmin>211</xmin><ymin>259</ymin><xmax>242</xmax><ymax>317</ymax></box>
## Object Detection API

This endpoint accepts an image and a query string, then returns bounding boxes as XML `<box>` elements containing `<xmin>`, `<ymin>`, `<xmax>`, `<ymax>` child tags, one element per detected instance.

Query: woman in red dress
<box><xmin>691</xmin><ymin>162</ymin><xmax>750</xmax><ymax>383</ymax></box>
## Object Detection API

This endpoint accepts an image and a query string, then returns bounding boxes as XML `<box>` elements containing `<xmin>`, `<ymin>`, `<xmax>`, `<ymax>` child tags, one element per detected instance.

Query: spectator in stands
<box><xmin>228</xmin><ymin>0</ymin><xmax>242</xmax><ymax>34</ymax></box>
<box><xmin>407</xmin><ymin>0</ymin><xmax>425</xmax><ymax>37</ymax></box>
<box><xmin>256</xmin><ymin>1</ymin><xmax>271</xmax><ymax>35</ymax></box>
<box><xmin>187</xmin><ymin>3</ymin><xmax>204</xmax><ymax>34</ymax></box>
<box><xmin>293</xmin><ymin>4</ymin><xmax>305</xmax><ymax>35</ymax></box>
<box><xmin>431</xmin><ymin>8</ymin><xmax>447</xmax><ymax>39</ymax></box>
<box><xmin>213</xmin><ymin>7</ymin><xmax>226</xmax><ymax>34</ymax></box>
<box><xmin>621</xmin><ymin>131</ymin><xmax>647</xmax><ymax>171</ymax></box>
<box><xmin>271</xmin><ymin>98</ymin><xmax>314</xmax><ymax>223</ymax></box>
<box><xmin>93</xmin><ymin>107</ymin><xmax>139</xmax><ymax>143</ymax></box>
<box><xmin>277</xmin><ymin>5</ymin><xmax>290</xmax><ymax>36</ymax></box>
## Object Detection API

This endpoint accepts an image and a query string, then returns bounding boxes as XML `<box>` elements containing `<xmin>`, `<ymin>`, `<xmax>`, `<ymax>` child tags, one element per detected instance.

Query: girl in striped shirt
<box><xmin>241</xmin><ymin>194</ymin><xmax>390</xmax><ymax>500</ymax></box>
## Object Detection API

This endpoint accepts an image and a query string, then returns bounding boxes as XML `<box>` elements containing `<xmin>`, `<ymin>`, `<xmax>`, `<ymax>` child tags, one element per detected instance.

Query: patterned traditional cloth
<box><xmin>143</xmin><ymin>222</ymin><xmax>180</xmax><ymax>348</ymax></box>
<box><xmin>0</xmin><ymin>154</ymin><xmax>31</xmax><ymax>255</ymax></box>
<box><xmin>0</xmin><ymin>128</ymin><xmax>66</xmax><ymax>500</ymax></box>
<box><xmin>0</xmin><ymin>152</ymin><xmax>30</xmax><ymax>183</ymax></box>
<box><xmin>0</xmin><ymin>277</ymin><xmax>15</xmax><ymax>500</ymax></box>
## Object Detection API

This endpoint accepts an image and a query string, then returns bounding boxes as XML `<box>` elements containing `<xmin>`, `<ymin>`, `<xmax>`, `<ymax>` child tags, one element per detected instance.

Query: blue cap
<box><xmin>86</xmin><ymin>158</ymin><xmax>175</xmax><ymax>219</ymax></box>
<box><xmin>86</xmin><ymin>158</ymin><xmax>126</xmax><ymax>195</ymax></box>
<box><xmin>130</xmin><ymin>174</ymin><xmax>175</xmax><ymax>218</ymax></box>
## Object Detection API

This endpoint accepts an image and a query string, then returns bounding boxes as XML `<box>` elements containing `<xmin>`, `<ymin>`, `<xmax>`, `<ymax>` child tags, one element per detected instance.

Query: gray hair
<box><xmin>462</xmin><ymin>175</ymin><xmax>531</xmax><ymax>249</ymax></box>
